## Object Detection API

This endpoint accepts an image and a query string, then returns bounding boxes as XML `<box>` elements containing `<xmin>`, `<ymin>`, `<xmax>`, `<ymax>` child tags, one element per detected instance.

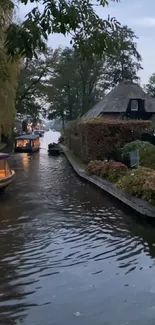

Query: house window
<box><xmin>130</xmin><ymin>99</ymin><xmax>138</xmax><ymax>111</ymax></box>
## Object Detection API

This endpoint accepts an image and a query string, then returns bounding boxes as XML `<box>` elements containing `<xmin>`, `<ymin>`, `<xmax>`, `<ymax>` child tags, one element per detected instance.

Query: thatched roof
<box><xmin>82</xmin><ymin>81</ymin><xmax>155</xmax><ymax>119</ymax></box>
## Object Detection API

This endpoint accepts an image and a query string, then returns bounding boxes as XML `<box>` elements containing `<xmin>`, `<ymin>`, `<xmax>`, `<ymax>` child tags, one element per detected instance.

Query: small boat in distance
<box><xmin>14</xmin><ymin>134</ymin><xmax>40</xmax><ymax>153</ymax></box>
<box><xmin>0</xmin><ymin>153</ymin><xmax>15</xmax><ymax>190</ymax></box>
<box><xmin>34</xmin><ymin>130</ymin><xmax>44</xmax><ymax>137</ymax></box>
<box><xmin>48</xmin><ymin>143</ymin><xmax>63</xmax><ymax>156</ymax></box>
<box><xmin>40</xmin><ymin>130</ymin><xmax>45</xmax><ymax>136</ymax></box>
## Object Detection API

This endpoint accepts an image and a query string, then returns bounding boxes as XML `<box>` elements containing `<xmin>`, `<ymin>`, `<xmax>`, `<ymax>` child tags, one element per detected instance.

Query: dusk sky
<box><xmin>19</xmin><ymin>0</ymin><xmax>155</xmax><ymax>84</ymax></box>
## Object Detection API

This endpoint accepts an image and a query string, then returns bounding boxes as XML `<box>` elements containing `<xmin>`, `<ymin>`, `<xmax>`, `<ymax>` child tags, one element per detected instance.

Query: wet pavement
<box><xmin>0</xmin><ymin>131</ymin><xmax>155</xmax><ymax>325</ymax></box>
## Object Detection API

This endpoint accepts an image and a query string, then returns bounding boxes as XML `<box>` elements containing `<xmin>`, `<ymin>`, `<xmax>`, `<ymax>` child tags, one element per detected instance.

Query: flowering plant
<box><xmin>86</xmin><ymin>160</ymin><xmax>128</xmax><ymax>182</ymax></box>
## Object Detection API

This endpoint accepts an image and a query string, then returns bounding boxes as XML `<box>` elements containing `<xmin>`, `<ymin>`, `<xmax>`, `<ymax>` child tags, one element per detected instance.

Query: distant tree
<box><xmin>103</xmin><ymin>25</ymin><xmax>142</xmax><ymax>89</ymax></box>
<box><xmin>46</xmin><ymin>47</ymin><xmax>106</xmax><ymax>127</ymax></box>
<box><xmin>145</xmin><ymin>73</ymin><xmax>155</xmax><ymax>98</ymax></box>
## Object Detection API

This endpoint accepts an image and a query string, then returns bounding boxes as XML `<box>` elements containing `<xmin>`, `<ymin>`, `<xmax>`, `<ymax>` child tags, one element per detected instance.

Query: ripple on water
<box><xmin>0</xmin><ymin>131</ymin><xmax>155</xmax><ymax>325</ymax></box>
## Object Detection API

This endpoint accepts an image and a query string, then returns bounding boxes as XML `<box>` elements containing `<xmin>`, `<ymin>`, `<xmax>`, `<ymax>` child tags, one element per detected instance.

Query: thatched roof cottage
<box><xmin>82</xmin><ymin>81</ymin><xmax>155</xmax><ymax>121</ymax></box>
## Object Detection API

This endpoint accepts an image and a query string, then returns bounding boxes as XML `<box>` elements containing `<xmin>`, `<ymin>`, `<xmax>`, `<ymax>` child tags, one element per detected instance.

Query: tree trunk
<box><xmin>61</xmin><ymin>114</ymin><xmax>65</xmax><ymax>131</ymax></box>
<box><xmin>120</xmin><ymin>52</ymin><xmax>125</xmax><ymax>80</ymax></box>
<box><xmin>22</xmin><ymin>120</ymin><xmax>27</xmax><ymax>132</ymax></box>
<box><xmin>67</xmin><ymin>83</ymin><xmax>72</xmax><ymax>120</ymax></box>
<box><xmin>81</xmin><ymin>82</ymin><xmax>86</xmax><ymax>116</ymax></box>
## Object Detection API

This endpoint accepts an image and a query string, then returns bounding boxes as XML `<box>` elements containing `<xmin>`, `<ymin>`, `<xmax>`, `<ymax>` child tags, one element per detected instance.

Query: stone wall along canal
<box><xmin>0</xmin><ymin>130</ymin><xmax>155</xmax><ymax>325</ymax></box>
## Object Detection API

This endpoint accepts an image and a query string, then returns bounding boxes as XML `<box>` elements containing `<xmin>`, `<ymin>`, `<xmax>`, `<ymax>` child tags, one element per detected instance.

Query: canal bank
<box><xmin>0</xmin><ymin>142</ymin><xmax>7</xmax><ymax>152</ymax></box>
<box><xmin>1</xmin><ymin>131</ymin><xmax>155</xmax><ymax>325</ymax></box>
<box><xmin>61</xmin><ymin>144</ymin><xmax>155</xmax><ymax>218</ymax></box>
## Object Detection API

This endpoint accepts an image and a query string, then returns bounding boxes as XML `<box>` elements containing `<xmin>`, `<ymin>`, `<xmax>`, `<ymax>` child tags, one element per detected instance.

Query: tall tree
<box><xmin>47</xmin><ymin>25</ymin><xmax>143</xmax><ymax>126</ymax></box>
<box><xmin>0</xmin><ymin>0</ymin><xmax>20</xmax><ymax>136</ymax></box>
<box><xmin>16</xmin><ymin>48</ymin><xmax>60</xmax><ymax>119</ymax></box>
<box><xmin>145</xmin><ymin>74</ymin><xmax>155</xmax><ymax>129</ymax></box>
<box><xmin>47</xmin><ymin>48</ymin><xmax>76</xmax><ymax>129</ymax></box>
<box><xmin>103</xmin><ymin>25</ymin><xmax>142</xmax><ymax>89</ymax></box>
<box><xmin>46</xmin><ymin>47</ymin><xmax>105</xmax><ymax>127</ymax></box>
<box><xmin>76</xmin><ymin>54</ymin><xmax>105</xmax><ymax>115</ymax></box>
<box><xmin>5</xmin><ymin>0</ymin><xmax>119</xmax><ymax>59</ymax></box>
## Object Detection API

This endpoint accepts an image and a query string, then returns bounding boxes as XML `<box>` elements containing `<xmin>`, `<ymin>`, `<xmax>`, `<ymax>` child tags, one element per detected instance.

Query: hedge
<box><xmin>65</xmin><ymin>120</ymin><xmax>80</xmax><ymax>151</ymax></box>
<box><xmin>69</xmin><ymin>134</ymin><xmax>81</xmax><ymax>157</ymax></box>
<box><xmin>78</xmin><ymin>118</ymin><xmax>151</xmax><ymax>162</ymax></box>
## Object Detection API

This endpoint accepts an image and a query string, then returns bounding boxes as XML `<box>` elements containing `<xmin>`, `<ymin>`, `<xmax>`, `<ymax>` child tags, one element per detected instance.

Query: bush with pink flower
<box><xmin>86</xmin><ymin>160</ymin><xmax>128</xmax><ymax>182</ymax></box>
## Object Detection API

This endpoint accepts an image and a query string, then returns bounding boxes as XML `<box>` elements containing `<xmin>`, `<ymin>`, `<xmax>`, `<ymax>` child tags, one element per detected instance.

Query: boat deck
<box><xmin>0</xmin><ymin>170</ymin><xmax>13</xmax><ymax>179</ymax></box>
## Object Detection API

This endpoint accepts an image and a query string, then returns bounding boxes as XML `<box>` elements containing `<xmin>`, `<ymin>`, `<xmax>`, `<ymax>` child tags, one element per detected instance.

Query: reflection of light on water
<box><xmin>21</xmin><ymin>154</ymin><xmax>29</xmax><ymax>168</ymax></box>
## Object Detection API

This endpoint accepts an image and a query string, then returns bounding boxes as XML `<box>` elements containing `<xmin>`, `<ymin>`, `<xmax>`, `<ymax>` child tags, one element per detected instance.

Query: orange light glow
<box><xmin>0</xmin><ymin>160</ymin><xmax>11</xmax><ymax>179</ymax></box>
<box><xmin>16</xmin><ymin>138</ymin><xmax>40</xmax><ymax>149</ymax></box>
<box><xmin>22</xmin><ymin>154</ymin><xmax>29</xmax><ymax>168</ymax></box>
<box><xmin>16</xmin><ymin>139</ymin><xmax>30</xmax><ymax>148</ymax></box>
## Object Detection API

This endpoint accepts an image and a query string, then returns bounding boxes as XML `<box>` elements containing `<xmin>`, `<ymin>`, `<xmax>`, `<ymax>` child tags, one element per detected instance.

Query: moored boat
<box><xmin>14</xmin><ymin>134</ymin><xmax>40</xmax><ymax>153</ymax></box>
<box><xmin>40</xmin><ymin>130</ymin><xmax>45</xmax><ymax>136</ymax></box>
<box><xmin>34</xmin><ymin>129</ymin><xmax>44</xmax><ymax>137</ymax></box>
<box><xmin>0</xmin><ymin>153</ymin><xmax>15</xmax><ymax>190</ymax></box>
<box><xmin>48</xmin><ymin>143</ymin><xmax>63</xmax><ymax>156</ymax></box>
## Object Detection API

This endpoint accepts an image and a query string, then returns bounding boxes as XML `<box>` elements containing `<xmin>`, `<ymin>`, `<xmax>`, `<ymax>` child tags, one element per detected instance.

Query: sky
<box><xmin>19</xmin><ymin>0</ymin><xmax>155</xmax><ymax>85</ymax></box>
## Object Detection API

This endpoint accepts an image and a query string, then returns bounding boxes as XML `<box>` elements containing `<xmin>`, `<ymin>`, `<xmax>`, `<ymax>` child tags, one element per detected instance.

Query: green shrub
<box><xmin>117</xmin><ymin>167</ymin><xmax>155</xmax><ymax>204</ymax></box>
<box><xmin>122</xmin><ymin>140</ymin><xmax>150</xmax><ymax>157</ymax></box>
<box><xmin>143</xmin><ymin>174</ymin><xmax>155</xmax><ymax>205</ymax></box>
<box><xmin>122</xmin><ymin>140</ymin><xmax>155</xmax><ymax>169</ymax></box>
<box><xmin>85</xmin><ymin>160</ymin><xmax>104</xmax><ymax>176</ymax></box>
<box><xmin>117</xmin><ymin>167</ymin><xmax>152</xmax><ymax>197</ymax></box>
<box><xmin>86</xmin><ymin>160</ymin><xmax>128</xmax><ymax>182</ymax></box>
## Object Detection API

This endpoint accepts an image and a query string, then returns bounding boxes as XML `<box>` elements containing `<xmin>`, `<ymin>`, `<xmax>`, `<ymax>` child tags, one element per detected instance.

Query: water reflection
<box><xmin>21</xmin><ymin>154</ymin><xmax>29</xmax><ymax>168</ymax></box>
<box><xmin>1</xmin><ymin>131</ymin><xmax>155</xmax><ymax>324</ymax></box>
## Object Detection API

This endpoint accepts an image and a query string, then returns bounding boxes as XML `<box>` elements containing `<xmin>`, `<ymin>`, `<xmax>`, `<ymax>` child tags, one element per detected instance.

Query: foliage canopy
<box><xmin>5</xmin><ymin>0</ymin><xmax>120</xmax><ymax>59</ymax></box>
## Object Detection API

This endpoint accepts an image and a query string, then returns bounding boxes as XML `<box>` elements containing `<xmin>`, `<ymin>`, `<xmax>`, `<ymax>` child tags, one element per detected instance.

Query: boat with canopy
<box><xmin>14</xmin><ymin>134</ymin><xmax>40</xmax><ymax>153</ymax></box>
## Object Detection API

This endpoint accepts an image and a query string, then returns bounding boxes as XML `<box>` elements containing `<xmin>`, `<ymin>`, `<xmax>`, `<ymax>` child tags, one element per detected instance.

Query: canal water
<box><xmin>1</xmin><ymin>131</ymin><xmax>155</xmax><ymax>325</ymax></box>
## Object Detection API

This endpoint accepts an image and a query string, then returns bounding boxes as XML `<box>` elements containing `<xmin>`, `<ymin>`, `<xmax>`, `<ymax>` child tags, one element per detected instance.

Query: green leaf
<box><xmin>5</xmin><ymin>0</ymin><xmax>121</xmax><ymax>59</ymax></box>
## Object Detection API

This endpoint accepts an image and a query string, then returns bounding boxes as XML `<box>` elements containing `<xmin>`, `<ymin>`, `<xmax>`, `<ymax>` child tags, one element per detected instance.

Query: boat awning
<box><xmin>0</xmin><ymin>153</ymin><xmax>9</xmax><ymax>160</ymax></box>
<box><xmin>15</xmin><ymin>135</ymin><xmax>40</xmax><ymax>140</ymax></box>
